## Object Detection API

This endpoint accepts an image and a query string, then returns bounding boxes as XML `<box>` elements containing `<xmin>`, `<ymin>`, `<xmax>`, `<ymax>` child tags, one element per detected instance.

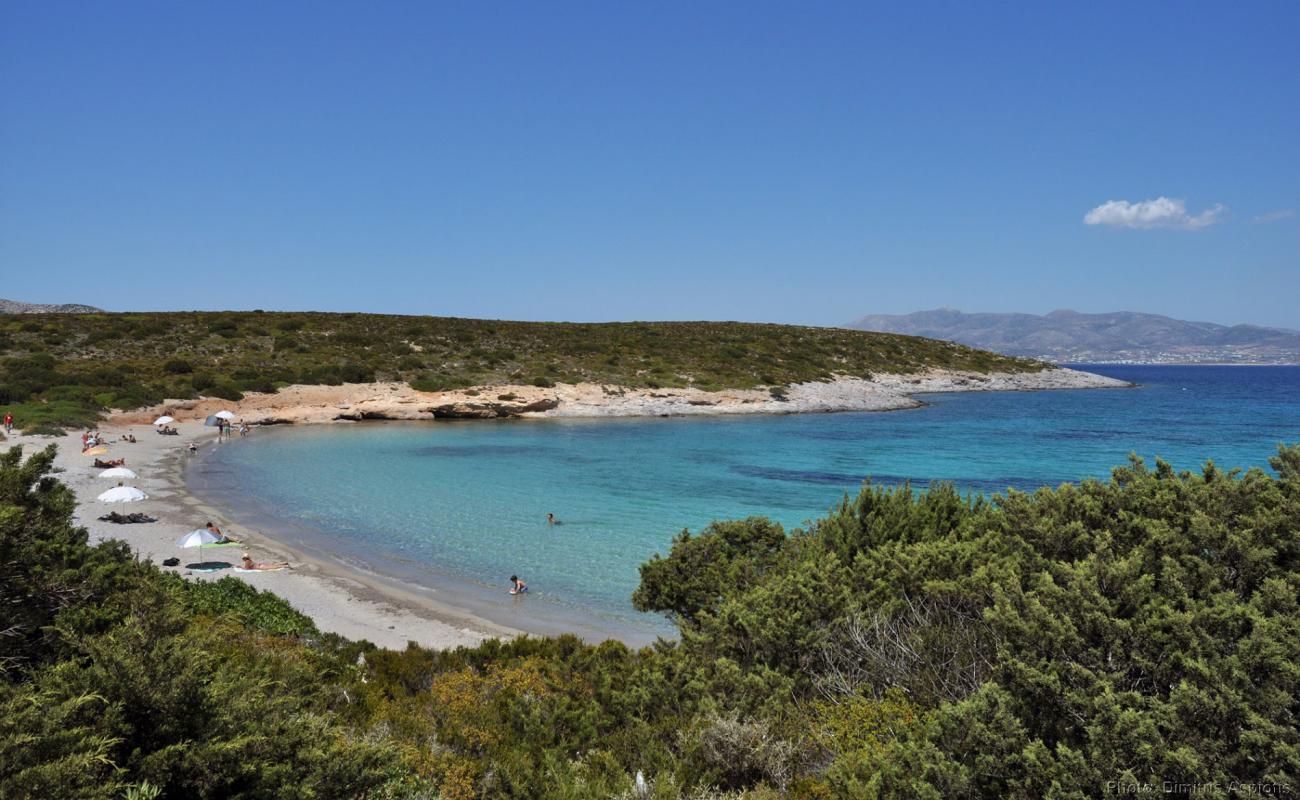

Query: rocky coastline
<box><xmin>113</xmin><ymin>367</ymin><xmax>1131</xmax><ymax>427</ymax></box>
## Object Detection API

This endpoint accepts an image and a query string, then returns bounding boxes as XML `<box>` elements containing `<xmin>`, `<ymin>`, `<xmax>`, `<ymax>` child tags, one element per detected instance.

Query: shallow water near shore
<box><xmin>186</xmin><ymin>365</ymin><xmax>1300</xmax><ymax>644</ymax></box>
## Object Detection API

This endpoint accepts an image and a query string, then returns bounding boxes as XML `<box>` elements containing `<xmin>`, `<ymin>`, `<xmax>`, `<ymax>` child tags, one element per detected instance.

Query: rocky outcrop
<box><xmin>116</xmin><ymin>368</ymin><xmax>1129</xmax><ymax>428</ymax></box>
<box><xmin>427</xmin><ymin>398</ymin><xmax>560</xmax><ymax>419</ymax></box>
<box><xmin>0</xmin><ymin>297</ymin><xmax>102</xmax><ymax>314</ymax></box>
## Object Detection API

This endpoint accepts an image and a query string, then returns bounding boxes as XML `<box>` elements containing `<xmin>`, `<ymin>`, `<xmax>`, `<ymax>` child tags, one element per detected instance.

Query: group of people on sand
<box><xmin>201</xmin><ymin>522</ymin><xmax>288</xmax><ymax>570</ymax></box>
<box><xmin>202</xmin><ymin>521</ymin><xmax>288</xmax><ymax>570</ymax></box>
<box><xmin>71</xmin><ymin>423</ymin><xmax>289</xmax><ymax>573</ymax></box>
<box><xmin>84</xmin><ymin>430</ymin><xmax>135</xmax><ymax>449</ymax></box>
<box><xmin>215</xmin><ymin>419</ymin><xmax>250</xmax><ymax>441</ymax></box>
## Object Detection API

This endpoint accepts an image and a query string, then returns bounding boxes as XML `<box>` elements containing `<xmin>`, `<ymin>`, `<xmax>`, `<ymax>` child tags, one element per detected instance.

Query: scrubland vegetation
<box><xmin>0</xmin><ymin>312</ymin><xmax>1041</xmax><ymax>432</ymax></box>
<box><xmin>3</xmin><ymin>442</ymin><xmax>1296</xmax><ymax>798</ymax></box>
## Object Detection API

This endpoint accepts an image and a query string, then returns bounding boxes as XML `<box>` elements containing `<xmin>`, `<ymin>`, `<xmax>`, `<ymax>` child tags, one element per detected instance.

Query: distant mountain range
<box><xmin>846</xmin><ymin>309</ymin><xmax>1300</xmax><ymax>364</ymax></box>
<box><xmin>0</xmin><ymin>298</ymin><xmax>103</xmax><ymax>314</ymax></box>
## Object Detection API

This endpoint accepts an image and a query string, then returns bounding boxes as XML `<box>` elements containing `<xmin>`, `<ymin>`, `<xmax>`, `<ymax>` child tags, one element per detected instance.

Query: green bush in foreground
<box><xmin>2</xmin><ymin>442</ymin><xmax>1295</xmax><ymax>798</ymax></box>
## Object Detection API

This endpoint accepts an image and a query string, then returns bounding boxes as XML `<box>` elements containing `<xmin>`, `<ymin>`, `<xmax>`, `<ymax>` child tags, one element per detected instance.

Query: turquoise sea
<box><xmin>187</xmin><ymin>365</ymin><xmax>1300</xmax><ymax>644</ymax></box>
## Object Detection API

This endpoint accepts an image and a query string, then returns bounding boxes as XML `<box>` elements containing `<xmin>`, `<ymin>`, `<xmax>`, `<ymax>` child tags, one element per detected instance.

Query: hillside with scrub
<box><xmin>2</xmin><ymin>442</ymin><xmax>1296</xmax><ymax>798</ymax></box>
<box><xmin>0</xmin><ymin>311</ymin><xmax>1043</xmax><ymax>431</ymax></box>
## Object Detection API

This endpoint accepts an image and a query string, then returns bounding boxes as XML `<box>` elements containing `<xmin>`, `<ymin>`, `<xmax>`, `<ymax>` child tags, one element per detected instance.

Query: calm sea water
<box><xmin>187</xmin><ymin>365</ymin><xmax>1299</xmax><ymax>644</ymax></box>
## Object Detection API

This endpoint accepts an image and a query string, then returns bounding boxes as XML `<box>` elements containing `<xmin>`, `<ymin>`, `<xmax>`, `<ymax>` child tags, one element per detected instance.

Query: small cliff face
<box><xmin>115</xmin><ymin>368</ymin><xmax>1128</xmax><ymax>427</ymax></box>
<box><xmin>118</xmin><ymin>383</ymin><xmax>566</xmax><ymax>425</ymax></box>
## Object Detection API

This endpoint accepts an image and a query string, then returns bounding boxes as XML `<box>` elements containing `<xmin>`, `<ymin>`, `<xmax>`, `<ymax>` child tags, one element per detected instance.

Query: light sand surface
<box><xmin>1</xmin><ymin>425</ymin><xmax>513</xmax><ymax>651</ymax></box>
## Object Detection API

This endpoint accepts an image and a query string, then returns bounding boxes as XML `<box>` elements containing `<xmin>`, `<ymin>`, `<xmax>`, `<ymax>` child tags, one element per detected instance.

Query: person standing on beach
<box><xmin>3</xmin><ymin>412</ymin><xmax>12</xmax><ymax>434</ymax></box>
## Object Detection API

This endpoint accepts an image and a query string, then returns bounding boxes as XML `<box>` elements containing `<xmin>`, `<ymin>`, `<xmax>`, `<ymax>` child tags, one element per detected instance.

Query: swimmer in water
<box><xmin>510</xmin><ymin>575</ymin><xmax>528</xmax><ymax>595</ymax></box>
<box><xmin>547</xmin><ymin>513</ymin><xmax>560</xmax><ymax>526</ymax></box>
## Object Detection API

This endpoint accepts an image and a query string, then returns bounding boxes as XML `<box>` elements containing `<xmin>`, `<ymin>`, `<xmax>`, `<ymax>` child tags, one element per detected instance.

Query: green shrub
<box><xmin>182</xmin><ymin>576</ymin><xmax>318</xmax><ymax>636</ymax></box>
<box><xmin>206</xmin><ymin>382</ymin><xmax>243</xmax><ymax>401</ymax></box>
<box><xmin>411</xmin><ymin>373</ymin><xmax>468</xmax><ymax>392</ymax></box>
<box><xmin>337</xmin><ymin>362</ymin><xmax>375</xmax><ymax>384</ymax></box>
<box><xmin>163</xmin><ymin>358</ymin><xmax>194</xmax><ymax>374</ymax></box>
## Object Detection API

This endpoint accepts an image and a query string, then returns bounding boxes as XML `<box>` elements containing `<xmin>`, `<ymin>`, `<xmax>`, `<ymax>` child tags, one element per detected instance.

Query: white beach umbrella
<box><xmin>176</xmin><ymin>529</ymin><xmax>222</xmax><ymax>549</ymax></box>
<box><xmin>176</xmin><ymin>528</ymin><xmax>229</xmax><ymax>570</ymax></box>
<box><xmin>99</xmin><ymin>467</ymin><xmax>138</xmax><ymax>479</ymax></box>
<box><xmin>213</xmin><ymin>410</ymin><xmax>236</xmax><ymax>420</ymax></box>
<box><xmin>153</xmin><ymin>415</ymin><xmax>175</xmax><ymax>426</ymax></box>
<box><xmin>98</xmin><ymin>486</ymin><xmax>148</xmax><ymax>503</ymax></box>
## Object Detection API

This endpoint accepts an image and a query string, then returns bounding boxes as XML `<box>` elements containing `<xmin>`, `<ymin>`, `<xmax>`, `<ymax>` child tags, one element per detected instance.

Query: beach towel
<box><xmin>184</xmin><ymin>559</ymin><xmax>232</xmax><ymax>572</ymax></box>
<box><xmin>234</xmin><ymin>566</ymin><xmax>287</xmax><ymax>573</ymax></box>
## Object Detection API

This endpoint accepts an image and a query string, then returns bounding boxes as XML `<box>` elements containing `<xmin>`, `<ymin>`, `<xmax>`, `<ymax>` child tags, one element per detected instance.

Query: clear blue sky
<box><xmin>3</xmin><ymin>2</ymin><xmax>1297</xmax><ymax>328</ymax></box>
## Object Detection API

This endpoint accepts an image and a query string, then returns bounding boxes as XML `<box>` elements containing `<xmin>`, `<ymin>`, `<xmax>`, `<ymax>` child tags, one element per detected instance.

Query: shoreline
<box><xmin>2</xmin><ymin>425</ymin><xmax>514</xmax><ymax>651</ymax></box>
<box><xmin>3</xmin><ymin>367</ymin><xmax>1130</xmax><ymax>653</ymax></box>
<box><xmin>112</xmin><ymin>367</ymin><xmax>1131</xmax><ymax>427</ymax></box>
<box><xmin>182</xmin><ymin>437</ymin><xmax>672</xmax><ymax>646</ymax></box>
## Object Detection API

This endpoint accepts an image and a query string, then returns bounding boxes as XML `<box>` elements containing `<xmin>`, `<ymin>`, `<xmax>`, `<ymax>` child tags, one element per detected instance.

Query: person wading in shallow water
<box><xmin>510</xmin><ymin>575</ymin><xmax>528</xmax><ymax>595</ymax></box>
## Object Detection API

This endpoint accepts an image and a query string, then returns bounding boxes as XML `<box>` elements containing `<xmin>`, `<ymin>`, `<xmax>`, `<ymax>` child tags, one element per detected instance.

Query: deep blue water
<box><xmin>188</xmin><ymin>365</ymin><xmax>1299</xmax><ymax>643</ymax></box>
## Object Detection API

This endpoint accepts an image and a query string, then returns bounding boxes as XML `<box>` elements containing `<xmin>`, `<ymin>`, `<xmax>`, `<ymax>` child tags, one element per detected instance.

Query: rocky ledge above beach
<box><xmin>114</xmin><ymin>367</ymin><xmax>1130</xmax><ymax>426</ymax></box>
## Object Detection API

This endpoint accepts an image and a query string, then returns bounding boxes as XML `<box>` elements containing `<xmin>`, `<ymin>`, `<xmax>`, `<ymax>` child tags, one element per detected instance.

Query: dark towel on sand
<box><xmin>98</xmin><ymin>511</ymin><xmax>158</xmax><ymax>524</ymax></box>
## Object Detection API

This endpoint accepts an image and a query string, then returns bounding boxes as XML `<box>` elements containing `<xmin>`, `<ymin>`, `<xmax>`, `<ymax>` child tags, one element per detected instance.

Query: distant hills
<box><xmin>0</xmin><ymin>298</ymin><xmax>102</xmax><ymax>314</ymax></box>
<box><xmin>846</xmin><ymin>309</ymin><xmax>1300</xmax><ymax>364</ymax></box>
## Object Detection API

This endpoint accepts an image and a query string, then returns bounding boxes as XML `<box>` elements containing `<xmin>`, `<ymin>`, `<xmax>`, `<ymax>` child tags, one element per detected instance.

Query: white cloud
<box><xmin>1083</xmin><ymin>197</ymin><xmax>1225</xmax><ymax>230</ymax></box>
<box><xmin>1253</xmin><ymin>209</ymin><xmax>1295</xmax><ymax>223</ymax></box>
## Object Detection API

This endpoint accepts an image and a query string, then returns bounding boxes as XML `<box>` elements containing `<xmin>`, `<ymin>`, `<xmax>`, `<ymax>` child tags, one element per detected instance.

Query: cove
<box><xmin>185</xmin><ymin>365</ymin><xmax>1300</xmax><ymax>644</ymax></box>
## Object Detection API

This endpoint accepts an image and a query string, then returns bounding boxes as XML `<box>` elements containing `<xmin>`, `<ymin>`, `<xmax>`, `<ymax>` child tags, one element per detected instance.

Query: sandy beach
<box><xmin>1</xmin><ymin>424</ymin><xmax>515</xmax><ymax>650</ymax></box>
<box><xmin>3</xmin><ymin>368</ymin><xmax>1129</xmax><ymax>651</ymax></box>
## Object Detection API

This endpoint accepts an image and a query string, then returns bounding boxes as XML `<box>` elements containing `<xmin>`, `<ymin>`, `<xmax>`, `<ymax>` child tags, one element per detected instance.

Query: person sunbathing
<box><xmin>94</xmin><ymin>458</ymin><xmax>126</xmax><ymax>468</ymax></box>
<box><xmin>206</xmin><ymin>521</ymin><xmax>241</xmax><ymax>544</ymax></box>
<box><xmin>241</xmin><ymin>553</ymin><xmax>289</xmax><ymax>570</ymax></box>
